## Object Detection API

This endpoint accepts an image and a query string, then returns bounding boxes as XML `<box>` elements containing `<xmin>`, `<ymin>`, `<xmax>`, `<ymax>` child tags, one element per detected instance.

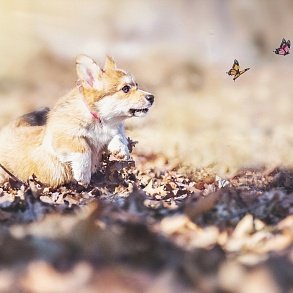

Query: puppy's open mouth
<box><xmin>129</xmin><ymin>108</ymin><xmax>149</xmax><ymax>116</ymax></box>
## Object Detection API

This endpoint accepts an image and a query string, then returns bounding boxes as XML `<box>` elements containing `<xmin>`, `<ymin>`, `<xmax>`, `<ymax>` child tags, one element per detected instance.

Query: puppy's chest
<box><xmin>84</xmin><ymin>123</ymin><xmax>116</xmax><ymax>149</ymax></box>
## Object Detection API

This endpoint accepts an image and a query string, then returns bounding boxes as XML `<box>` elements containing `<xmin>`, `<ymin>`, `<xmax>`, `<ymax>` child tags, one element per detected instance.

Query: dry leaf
<box><xmin>233</xmin><ymin>214</ymin><xmax>255</xmax><ymax>238</ymax></box>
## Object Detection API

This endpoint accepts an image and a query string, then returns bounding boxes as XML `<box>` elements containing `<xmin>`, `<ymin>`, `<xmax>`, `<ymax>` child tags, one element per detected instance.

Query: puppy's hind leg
<box><xmin>53</xmin><ymin>136</ymin><xmax>92</xmax><ymax>187</ymax></box>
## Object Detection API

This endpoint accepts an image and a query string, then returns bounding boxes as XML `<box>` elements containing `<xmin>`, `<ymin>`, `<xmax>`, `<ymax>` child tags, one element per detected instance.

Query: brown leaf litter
<box><xmin>0</xmin><ymin>151</ymin><xmax>292</xmax><ymax>292</ymax></box>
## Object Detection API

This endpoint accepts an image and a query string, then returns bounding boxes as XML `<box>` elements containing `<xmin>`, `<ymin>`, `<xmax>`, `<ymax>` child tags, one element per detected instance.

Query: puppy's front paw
<box><xmin>112</xmin><ymin>145</ymin><xmax>131</xmax><ymax>160</ymax></box>
<box><xmin>113</xmin><ymin>150</ymin><xmax>130</xmax><ymax>160</ymax></box>
<box><xmin>108</xmin><ymin>140</ymin><xmax>130</xmax><ymax>160</ymax></box>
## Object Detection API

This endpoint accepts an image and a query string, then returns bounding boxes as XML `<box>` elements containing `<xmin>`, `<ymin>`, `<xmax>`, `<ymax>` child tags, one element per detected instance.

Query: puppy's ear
<box><xmin>76</xmin><ymin>55</ymin><xmax>102</xmax><ymax>89</ymax></box>
<box><xmin>104</xmin><ymin>55</ymin><xmax>117</xmax><ymax>72</ymax></box>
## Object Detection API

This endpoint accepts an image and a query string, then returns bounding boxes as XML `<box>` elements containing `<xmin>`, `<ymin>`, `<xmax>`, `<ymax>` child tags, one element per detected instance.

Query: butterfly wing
<box><xmin>284</xmin><ymin>40</ymin><xmax>291</xmax><ymax>54</ymax></box>
<box><xmin>227</xmin><ymin>59</ymin><xmax>239</xmax><ymax>76</ymax></box>
<box><xmin>275</xmin><ymin>39</ymin><xmax>290</xmax><ymax>55</ymax></box>
<box><xmin>232</xmin><ymin>59</ymin><xmax>239</xmax><ymax>71</ymax></box>
<box><xmin>232</xmin><ymin>72</ymin><xmax>240</xmax><ymax>81</ymax></box>
<box><xmin>233</xmin><ymin>68</ymin><xmax>250</xmax><ymax>81</ymax></box>
<box><xmin>280</xmin><ymin>38</ymin><xmax>287</xmax><ymax>48</ymax></box>
<box><xmin>276</xmin><ymin>48</ymin><xmax>286</xmax><ymax>55</ymax></box>
<box><xmin>227</xmin><ymin>68</ymin><xmax>237</xmax><ymax>76</ymax></box>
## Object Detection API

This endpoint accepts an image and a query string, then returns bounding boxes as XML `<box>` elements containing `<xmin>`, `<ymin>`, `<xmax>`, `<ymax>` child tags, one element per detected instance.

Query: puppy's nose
<box><xmin>145</xmin><ymin>94</ymin><xmax>154</xmax><ymax>105</ymax></box>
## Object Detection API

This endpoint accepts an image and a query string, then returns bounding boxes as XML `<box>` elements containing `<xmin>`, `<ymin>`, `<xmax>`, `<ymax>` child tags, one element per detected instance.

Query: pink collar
<box><xmin>77</xmin><ymin>80</ymin><xmax>102</xmax><ymax>125</ymax></box>
<box><xmin>90</xmin><ymin>111</ymin><xmax>101</xmax><ymax>122</ymax></box>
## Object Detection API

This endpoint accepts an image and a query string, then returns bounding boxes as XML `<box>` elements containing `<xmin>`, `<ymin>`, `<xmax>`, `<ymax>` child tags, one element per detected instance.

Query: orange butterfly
<box><xmin>227</xmin><ymin>59</ymin><xmax>250</xmax><ymax>81</ymax></box>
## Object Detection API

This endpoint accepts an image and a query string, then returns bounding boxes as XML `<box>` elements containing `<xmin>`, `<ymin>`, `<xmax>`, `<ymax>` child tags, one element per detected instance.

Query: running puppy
<box><xmin>0</xmin><ymin>55</ymin><xmax>154</xmax><ymax>188</ymax></box>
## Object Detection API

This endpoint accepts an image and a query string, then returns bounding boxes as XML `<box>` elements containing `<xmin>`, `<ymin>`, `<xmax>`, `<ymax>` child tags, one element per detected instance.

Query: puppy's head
<box><xmin>76</xmin><ymin>55</ymin><xmax>154</xmax><ymax>121</ymax></box>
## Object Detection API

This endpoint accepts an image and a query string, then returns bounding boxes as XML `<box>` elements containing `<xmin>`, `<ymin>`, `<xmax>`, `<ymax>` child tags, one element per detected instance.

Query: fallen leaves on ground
<box><xmin>0</xmin><ymin>152</ymin><xmax>292</xmax><ymax>292</ymax></box>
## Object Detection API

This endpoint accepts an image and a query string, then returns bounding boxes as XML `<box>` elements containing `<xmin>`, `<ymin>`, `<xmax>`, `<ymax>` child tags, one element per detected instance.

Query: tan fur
<box><xmin>0</xmin><ymin>55</ymin><xmax>154</xmax><ymax>188</ymax></box>
<box><xmin>0</xmin><ymin>122</ymin><xmax>72</xmax><ymax>187</ymax></box>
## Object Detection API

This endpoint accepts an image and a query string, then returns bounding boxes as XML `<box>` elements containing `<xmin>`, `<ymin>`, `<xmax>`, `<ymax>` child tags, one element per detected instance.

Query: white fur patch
<box><xmin>123</xmin><ymin>74</ymin><xmax>135</xmax><ymax>85</ymax></box>
<box><xmin>108</xmin><ymin>125</ymin><xmax>130</xmax><ymax>159</ymax></box>
<box><xmin>67</xmin><ymin>152</ymin><xmax>91</xmax><ymax>185</ymax></box>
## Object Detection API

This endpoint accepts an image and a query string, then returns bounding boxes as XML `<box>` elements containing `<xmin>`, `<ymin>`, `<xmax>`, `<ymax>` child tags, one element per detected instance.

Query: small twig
<box><xmin>0</xmin><ymin>163</ymin><xmax>23</xmax><ymax>184</ymax></box>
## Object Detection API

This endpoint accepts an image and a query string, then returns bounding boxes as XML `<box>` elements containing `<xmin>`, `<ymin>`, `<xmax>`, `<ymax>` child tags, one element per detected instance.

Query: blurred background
<box><xmin>0</xmin><ymin>2</ymin><xmax>293</xmax><ymax>292</ymax></box>
<box><xmin>0</xmin><ymin>0</ymin><xmax>293</xmax><ymax>174</ymax></box>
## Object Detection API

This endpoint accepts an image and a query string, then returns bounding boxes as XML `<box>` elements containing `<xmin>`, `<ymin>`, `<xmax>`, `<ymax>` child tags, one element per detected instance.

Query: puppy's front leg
<box><xmin>66</xmin><ymin>152</ymin><xmax>92</xmax><ymax>186</ymax></box>
<box><xmin>107</xmin><ymin>123</ymin><xmax>130</xmax><ymax>160</ymax></box>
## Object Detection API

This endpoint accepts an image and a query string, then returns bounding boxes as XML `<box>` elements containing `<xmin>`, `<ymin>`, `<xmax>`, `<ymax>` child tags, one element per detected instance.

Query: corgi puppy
<box><xmin>0</xmin><ymin>55</ymin><xmax>154</xmax><ymax>188</ymax></box>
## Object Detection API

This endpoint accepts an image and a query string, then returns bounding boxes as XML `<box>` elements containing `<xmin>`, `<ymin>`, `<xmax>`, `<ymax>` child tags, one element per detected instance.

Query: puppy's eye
<box><xmin>122</xmin><ymin>85</ymin><xmax>130</xmax><ymax>93</ymax></box>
